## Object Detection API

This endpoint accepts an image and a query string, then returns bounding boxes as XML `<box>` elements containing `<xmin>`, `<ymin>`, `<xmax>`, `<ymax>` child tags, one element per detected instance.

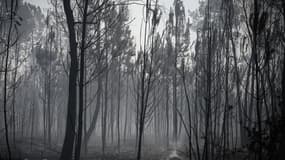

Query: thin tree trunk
<box><xmin>172</xmin><ymin>51</ymin><xmax>178</xmax><ymax>143</ymax></box>
<box><xmin>166</xmin><ymin>82</ymin><xmax>169</xmax><ymax>148</ymax></box>
<box><xmin>111</xmin><ymin>76</ymin><xmax>115</xmax><ymax>144</ymax></box>
<box><xmin>43</xmin><ymin>73</ymin><xmax>47</xmax><ymax>149</ymax></box>
<box><xmin>12</xmin><ymin>42</ymin><xmax>19</xmax><ymax>147</ymax></box>
<box><xmin>83</xmin><ymin>74</ymin><xmax>102</xmax><ymax>151</ymax></box>
<box><xmin>3</xmin><ymin>0</ymin><xmax>15</xmax><ymax>159</ymax></box>
<box><xmin>278</xmin><ymin>2</ymin><xmax>285</xmax><ymax>160</ymax></box>
<box><xmin>204</xmin><ymin>1</ymin><xmax>212</xmax><ymax>159</ymax></box>
<box><xmin>223</xmin><ymin>22</ymin><xmax>229</xmax><ymax>160</ymax></box>
<box><xmin>252</xmin><ymin>1</ymin><xmax>262</xmax><ymax>159</ymax></box>
<box><xmin>182</xmin><ymin>61</ymin><xmax>192</xmax><ymax>160</ymax></box>
<box><xmin>47</xmin><ymin>28</ymin><xmax>52</xmax><ymax>147</ymax></box>
<box><xmin>117</xmin><ymin>65</ymin><xmax>121</xmax><ymax>154</ymax></box>
<box><xmin>137</xmin><ymin>1</ymin><xmax>149</xmax><ymax>159</ymax></box>
<box><xmin>30</xmin><ymin>101</ymin><xmax>35</xmax><ymax>151</ymax></box>
<box><xmin>124</xmin><ymin>76</ymin><xmax>129</xmax><ymax>143</ymax></box>
<box><xmin>135</xmin><ymin>77</ymin><xmax>139</xmax><ymax>148</ymax></box>
<box><xmin>82</xmin><ymin>12</ymin><xmax>102</xmax><ymax>152</ymax></box>
<box><xmin>223</xmin><ymin>1</ymin><xmax>230</xmax><ymax>158</ymax></box>
<box><xmin>102</xmin><ymin>26</ymin><xmax>108</xmax><ymax>154</ymax></box>
<box><xmin>84</xmin><ymin>65</ymin><xmax>87</xmax><ymax>154</ymax></box>
<box><xmin>75</xmin><ymin>0</ymin><xmax>88</xmax><ymax>159</ymax></box>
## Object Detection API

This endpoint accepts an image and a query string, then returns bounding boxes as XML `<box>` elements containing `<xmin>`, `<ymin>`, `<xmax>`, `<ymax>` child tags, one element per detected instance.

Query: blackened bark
<box><xmin>204</xmin><ymin>1</ymin><xmax>211</xmax><ymax>160</ymax></box>
<box><xmin>137</xmin><ymin>1</ymin><xmax>149</xmax><ymax>160</ymax></box>
<box><xmin>278</xmin><ymin>2</ymin><xmax>285</xmax><ymax>160</ymax></box>
<box><xmin>252</xmin><ymin>1</ymin><xmax>262</xmax><ymax>159</ymax></box>
<box><xmin>60</xmin><ymin>0</ymin><xmax>78</xmax><ymax>159</ymax></box>
<box><xmin>3</xmin><ymin>0</ymin><xmax>15</xmax><ymax>159</ymax></box>
<box><xmin>75</xmin><ymin>0</ymin><xmax>88</xmax><ymax>159</ymax></box>
<box><xmin>282</xmin><ymin>2</ymin><xmax>285</xmax><ymax>118</ymax></box>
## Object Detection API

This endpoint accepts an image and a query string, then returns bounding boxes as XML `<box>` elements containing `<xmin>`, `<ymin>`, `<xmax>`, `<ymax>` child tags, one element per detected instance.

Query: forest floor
<box><xmin>0</xmin><ymin>137</ymin><xmax>188</xmax><ymax>160</ymax></box>
<box><xmin>1</xmin><ymin>136</ymin><xmax>247</xmax><ymax>160</ymax></box>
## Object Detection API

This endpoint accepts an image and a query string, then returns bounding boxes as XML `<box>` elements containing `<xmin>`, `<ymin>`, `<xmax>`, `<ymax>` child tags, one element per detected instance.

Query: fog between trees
<box><xmin>1</xmin><ymin>0</ymin><xmax>285</xmax><ymax>160</ymax></box>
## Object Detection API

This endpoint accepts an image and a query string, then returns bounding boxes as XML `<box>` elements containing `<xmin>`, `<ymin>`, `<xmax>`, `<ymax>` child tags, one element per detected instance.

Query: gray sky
<box><xmin>24</xmin><ymin>0</ymin><xmax>199</xmax><ymax>49</ymax></box>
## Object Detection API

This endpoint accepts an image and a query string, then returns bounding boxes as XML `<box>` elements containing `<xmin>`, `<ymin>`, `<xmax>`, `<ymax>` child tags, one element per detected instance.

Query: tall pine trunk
<box><xmin>60</xmin><ymin>0</ymin><xmax>78</xmax><ymax>159</ymax></box>
<box><xmin>75</xmin><ymin>0</ymin><xmax>88</xmax><ymax>159</ymax></box>
<box><xmin>3</xmin><ymin>0</ymin><xmax>16</xmax><ymax>159</ymax></box>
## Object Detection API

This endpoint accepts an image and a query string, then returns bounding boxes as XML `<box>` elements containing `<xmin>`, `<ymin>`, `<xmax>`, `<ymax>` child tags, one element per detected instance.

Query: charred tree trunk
<box><xmin>137</xmin><ymin>1</ymin><xmax>149</xmax><ymax>160</ymax></box>
<box><xmin>75</xmin><ymin>0</ymin><xmax>88</xmax><ymax>159</ymax></box>
<box><xmin>204</xmin><ymin>1</ymin><xmax>212</xmax><ymax>160</ymax></box>
<box><xmin>3</xmin><ymin>0</ymin><xmax>16</xmax><ymax>159</ymax></box>
<box><xmin>278</xmin><ymin>2</ymin><xmax>285</xmax><ymax>160</ymax></box>
<box><xmin>60</xmin><ymin>0</ymin><xmax>78</xmax><ymax>159</ymax></box>
<box><xmin>252</xmin><ymin>1</ymin><xmax>262</xmax><ymax>159</ymax></box>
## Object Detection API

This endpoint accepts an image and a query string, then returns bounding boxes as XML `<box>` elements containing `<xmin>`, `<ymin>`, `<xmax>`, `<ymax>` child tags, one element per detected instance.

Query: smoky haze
<box><xmin>0</xmin><ymin>0</ymin><xmax>284</xmax><ymax>160</ymax></box>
